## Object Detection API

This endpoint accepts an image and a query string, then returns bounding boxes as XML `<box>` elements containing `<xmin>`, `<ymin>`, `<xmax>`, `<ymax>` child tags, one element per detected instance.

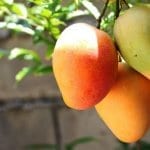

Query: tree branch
<box><xmin>115</xmin><ymin>0</ymin><xmax>120</xmax><ymax>19</ymax></box>
<box><xmin>97</xmin><ymin>0</ymin><xmax>109</xmax><ymax>29</ymax></box>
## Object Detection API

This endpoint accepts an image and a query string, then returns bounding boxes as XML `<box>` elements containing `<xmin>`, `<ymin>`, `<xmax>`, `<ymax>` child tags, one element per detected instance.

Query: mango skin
<box><xmin>52</xmin><ymin>23</ymin><xmax>118</xmax><ymax>110</ymax></box>
<box><xmin>95</xmin><ymin>63</ymin><xmax>150</xmax><ymax>143</ymax></box>
<box><xmin>114</xmin><ymin>5</ymin><xmax>150</xmax><ymax>79</ymax></box>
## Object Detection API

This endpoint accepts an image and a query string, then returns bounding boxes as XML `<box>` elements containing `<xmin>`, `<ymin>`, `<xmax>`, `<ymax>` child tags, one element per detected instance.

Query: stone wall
<box><xmin>0</xmin><ymin>105</ymin><xmax>149</xmax><ymax>150</ymax></box>
<box><xmin>0</xmin><ymin>34</ymin><xmax>121</xmax><ymax>150</ymax></box>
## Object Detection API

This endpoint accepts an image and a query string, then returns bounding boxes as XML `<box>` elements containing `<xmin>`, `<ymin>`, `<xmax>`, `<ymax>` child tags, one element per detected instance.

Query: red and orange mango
<box><xmin>52</xmin><ymin>23</ymin><xmax>118</xmax><ymax>110</ymax></box>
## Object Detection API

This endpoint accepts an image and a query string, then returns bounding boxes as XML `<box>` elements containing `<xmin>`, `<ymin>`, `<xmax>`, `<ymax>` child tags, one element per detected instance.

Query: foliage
<box><xmin>117</xmin><ymin>140</ymin><xmax>150</xmax><ymax>150</ymax></box>
<box><xmin>0</xmin><ymin>0</ymin><xmax>147</xmax><ymax>82</ymax></box>
<box><xmin>25</xmin><ymin>136</ymin><xmax>98</xmax><ymax>150</ymax></box>
<box><xmin>25</xmin><ymin>138</ymin><xmax>150</xmax><ymax>150</ymax></box>
<box><xmin>0</xmin><ymin>0</ymin><xmax>78</xmax><ymax>82</ymax></box>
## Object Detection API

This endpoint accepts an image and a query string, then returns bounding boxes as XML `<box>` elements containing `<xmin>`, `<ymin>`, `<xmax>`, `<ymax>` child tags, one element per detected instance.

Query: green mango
<box><xmin>114</xmin><ymin>4</ymin><xmax>150</xmax><ymax>79</ymax></box>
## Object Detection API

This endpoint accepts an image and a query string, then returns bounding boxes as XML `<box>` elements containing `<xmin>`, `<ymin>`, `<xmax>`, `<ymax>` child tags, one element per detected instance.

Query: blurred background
<box><xmin>0</xmin><ymin>0</ymin><xmax>150</xmax><ymax>149</ymax></box>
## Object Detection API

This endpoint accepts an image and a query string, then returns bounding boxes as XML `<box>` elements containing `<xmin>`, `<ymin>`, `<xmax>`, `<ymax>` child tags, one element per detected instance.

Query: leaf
<box><xmin>0</xmin><ymin>49</ymin><xmax>9</xmax><ymax>58</ymax></box>
<box><xmin>15</xmin><ymin>64</ymin><xmax>52</xmax><ymax>82</ymax></box>
<box><xmin>50</xmin><ymin>27</ymin><xmax>60</xmax><ymax>39</ymax></box>
<box><xmin>0</xmin><ymin>4</ymin><xmax>11</xmax><ymax>16</ymax></box>
<box><xmin>41</xmin><ymin>9</ymin><xmax>52</xmax><ymax>18</ymax></box>
<box><xmin>27</xmin><ymin>0</ymin><xmax>47</xmax><ymax>5</ymax></box>
<box><xmin>46</xmin><ymin>44</ymin><xmax>55</xmax><ymax>59</ymax></box>
<box><xmin>15</xmin><ymin>66</ymin><xmax>36</xmax><ymax>82</ymax></box>
<box><xmin>30</xmin><ymin>6</ymin><xmax>52</xmax><ymax>18</ymax></box>
<box><xmin>28</xmin><ymin>14</ymin><xmax>48</xmax><ymax>28</ymax></box>
<box><xmin>65</xmin><ymin>136</ymin><xmax>98</xmax><ymax>150</ymax></box>
<box><xmin>116</xmin><ymin>140</ymin><xmax>130</xmax><ymax>150</ymax></box>
<box><xmin>0</xmin><ymin>22</ymin><xmax>7</xmax><ymax>28</ymax></box>
<box><xmin>74</xmin><ymin>0</ymin><xmax>79</xmax><ymax>5</ymax></box>
<box><xmin>11</xmin><ymin>3</ymin><xmax>27</xmax><ymax>17</ymax></box>
<box><xmin>34</xmin><ymin>65</ymin><xmax>53</xmax><ymax>75</ymax></box>
<box><xmin>50</xmin><ymin>18</ymin><xmax>65</xmax><ymax>26</ymax></box>
<box><xmin>81</xmin><ymin>0</ymin><xmax>100</xmax><ymax>19</ymax></box>
<box><xmin>3</xmin><ymin>0</ymin><xmax>13</xmax><ymax>5</ymax></box>
<box><xmin>6</xmin><ymin>22</ymin><xmax>34</xmax><ymax>35</ymax></box>
<box><xmin>8</xmin><ymin>48</ymin><xmax>41</xmax><ymax>62</ymax></box>
<box><xmin>132</xmin><ymin>141</ymin><xmax>150</xmax><ymax>150</ymax></box>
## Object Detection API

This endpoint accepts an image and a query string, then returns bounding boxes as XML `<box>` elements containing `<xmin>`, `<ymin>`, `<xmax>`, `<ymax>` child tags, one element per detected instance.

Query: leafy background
<box><xmin>1</xmin><ymin>0</ymin><xmax>147</xmax><ymax>82</ymax></box>
<box><xmin>0</xmin><ymin>0</ymin><xmax>149</xmax><ymax>149</ymax></box>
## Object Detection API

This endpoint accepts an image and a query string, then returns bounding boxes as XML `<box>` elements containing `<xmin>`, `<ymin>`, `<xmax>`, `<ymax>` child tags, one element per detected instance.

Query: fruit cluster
<box><xmin>52</xmin><ymin>5</ymin><xmax>150</xmax><ymax>143</ymax></box>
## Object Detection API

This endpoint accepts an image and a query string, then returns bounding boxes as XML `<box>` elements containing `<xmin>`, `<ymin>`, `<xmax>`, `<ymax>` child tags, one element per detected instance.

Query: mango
<box><xmin>114</xmin><ymin>5</ymin><xmax>150</xmax><ymax>79</ymax></box>
<box><xmin>52</xmin><ymin>23</ymin><xmax>118</xmax><ymax>110</ymax></box>
<box><xmin>95</xmin><ymin>63</ymin><xmax>150</xmax><ymax>143</ymax></box>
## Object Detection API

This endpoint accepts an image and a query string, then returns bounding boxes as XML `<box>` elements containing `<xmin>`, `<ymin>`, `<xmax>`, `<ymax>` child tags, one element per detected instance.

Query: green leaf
<box><xmin>0</xmin><ymin>49</ymin><xmax>9</xmax><ymax>58</ymax></box>
<box><xmin>34</xmin><ymin>65</ymin><xmax>53</xmax><ymax>75</ymax></box>
<box><xmin>74</xmin><ymin>0</ymin><xmax>80</xmax><ymax>6</ymax></box>
<box><xmin>11</xmin><ymin>3</ymin><xmax>27</xmax><ymax>17</ymax></box>
<box><xmin>132</xmin><ymin>141</ymin><xmax>150</xmax><ymax>150</ymax></box>
<box><xmin>27</xmin><ymin>0</ymin><xmax>47</xmax><ymax>5</ymax></box>
<box><xmin>0</xmin><ymin>6</ymin><xmax>11</xmax><ymax>16</ymax></box>
<box><xmin>50</xmin><ymin>27</ymin><xmax>60</xmax><ymax>39</ymax></box>
<box><xmin>81</xmin><ymin>0</ymin><xmax>100</xmax><ymax>19</ymax></box>
<box><xmin>32</xmin><ymin>27</ymin><xmax>51</xmax><ymax>44</ymax></box>
<box><xmin>65</xmin><ymin>136</ymin><xmax>98</xmax><ymax>150</ymax></box>
<box><xmin>117</xmin><ymin>141</ymin><xmax>130</xmax><ymax>150</ymax></box>
<box><xmin>41</xmin><ymin>9</ymin><xmax>52</xmax><ymax>18</ymax></box>
<box><xmin>30</xmin><ymin>6</ymin><xmax>52</xmax><ymax>18</ymax></box>
<box><xmin>28</xmin><ymin>14</ymin><xmax>48</xmax><ymax>28</ymax></box>
<box><xmin>8</xmin><ymin>48</ymin><xmax>41</xmax><ymax>62</ymax></box>
<box><xmin>6</xmin><ymin>22</ymin><xmax>34</xmax><ymax>35</ymax></box>
<box><xmin>15</xmin><ymin>64</ymin><xmax>52</xmax><ymax>82</ymax></box>
<box><xmin>50</xmin><ymin>18</ymin><xmax>65</xmax><ymax>26</ymax></box>
<box><xmin>15</xmin><ymin>66</ymin><xmax>36</xmax><ymax>82</ymax></box>
<box><xmin>46</xmin><ymin>44</ymin><xmax>55</xmax><ymax>59</ymax></box>
<box><xmin>3</xmin><ymin>0</ymin><xmax>13</xmax><ymax>5</ymax></box>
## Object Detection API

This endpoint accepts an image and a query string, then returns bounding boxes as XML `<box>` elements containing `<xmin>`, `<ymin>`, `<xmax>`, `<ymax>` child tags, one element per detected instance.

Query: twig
<box><xmin>122</xmin><ymin>0</ymin><xmax>130</xmax><ymax>8</ymax></box>
<box><xmin>115</xmin><ymin>0</ymin><xmax>120</xmax><ymax>19</ymax></box>
<box><xmin>97</xmin><ymin>0</ymin><xmax>109</xmax><ymax>29</ymax></box>
<box><xmin>116</xmin><ymin>0</ymin><xmax>130</xmax><ymax>19</ymax></box>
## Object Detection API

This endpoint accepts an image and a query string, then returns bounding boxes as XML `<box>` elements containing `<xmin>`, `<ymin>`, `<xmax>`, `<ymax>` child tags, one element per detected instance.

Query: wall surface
<box><xmin>0</xmin><ymin>0</ymin><xmax>150</xmax><ymax>149</ymax></box>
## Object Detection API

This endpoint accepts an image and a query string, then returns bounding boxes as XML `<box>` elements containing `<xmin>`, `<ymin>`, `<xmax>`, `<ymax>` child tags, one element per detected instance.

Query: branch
<box><xmin>97</xmin><ymin>0</ymin><xmax>109</xmax><ymax>29</ymax></box>
<box><xmin>122</xmin><ymin>0</ymin><xmax>130</xmax><ymax>8</ymax></box>
<box><xmin>115</xmin><ymin>0</ymin><xmax>120</xmax><ymax>19</ymax></box>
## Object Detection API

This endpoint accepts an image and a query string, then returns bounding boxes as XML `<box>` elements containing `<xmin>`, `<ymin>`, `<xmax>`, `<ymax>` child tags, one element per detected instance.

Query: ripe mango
<box><xmin>95</xmin><ymin>63</ymin><xmax>150</xmax><ymax>143</ymax></box>
<box><xmin>52</xmin><ymin>23</ymin><xmax>118</xmax><ymax>110</ymax></box>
